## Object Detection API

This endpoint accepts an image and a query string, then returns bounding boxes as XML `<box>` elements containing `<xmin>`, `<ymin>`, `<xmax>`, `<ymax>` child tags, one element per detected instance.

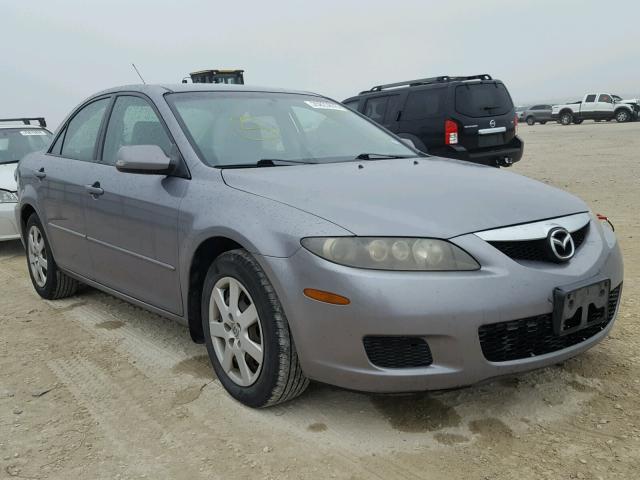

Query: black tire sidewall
<box><xmin>616</xmin><ymin>110</ymin><xmax>629</xmax><ymax>122</ymax></box>
<box><xmin>201</xmin><ymin>251</ymin><xmax>284</xmax><ymax>407</ymax></box>
<box><xmin>25</xmin><ymin>214</ymin><xmax>59</xmax><ymax>299</ymax></box>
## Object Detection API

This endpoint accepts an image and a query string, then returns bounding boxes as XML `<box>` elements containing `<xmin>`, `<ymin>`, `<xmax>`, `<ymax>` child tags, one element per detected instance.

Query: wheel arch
<box><xmin>185</xmin><ymin>235</ymin><xmax>245</xmax><ymax>343</ymax></box>
<box><xmin>19</xmin><ymin>203</ymin><xmax>38</xmax><ymax>242</ymax></box>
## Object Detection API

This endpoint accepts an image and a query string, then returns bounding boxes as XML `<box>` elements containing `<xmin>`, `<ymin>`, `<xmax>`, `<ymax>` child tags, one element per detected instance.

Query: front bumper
<box><xmin>0</xmin><ymin>203</ymin><xmax>20</xmax><ymax>241</ymax></box>
<box><xmin>258</xmin><ymin>220</ymin><xmax>623</xmax><ymax>393</ymax></box>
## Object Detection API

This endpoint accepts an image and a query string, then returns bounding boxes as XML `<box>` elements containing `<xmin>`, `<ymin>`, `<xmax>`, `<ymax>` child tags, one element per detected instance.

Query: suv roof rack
<box><xmin>0</xmin><ymin>117</ymin><xmax>47</xmax><ymax>128</ymax></box>
<box><xmin>365</xmin><ymin>74</ymin><xmax>493</xmax><ymax>93</ymax></box>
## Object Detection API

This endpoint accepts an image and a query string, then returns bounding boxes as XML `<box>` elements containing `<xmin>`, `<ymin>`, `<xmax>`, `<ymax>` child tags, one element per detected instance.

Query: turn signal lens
<box><xmin>303</xmin><ymin>288</ymin><xmax>350</xmax><ymax>305</ymax></box>
<box><xmin>445</xmin><ymin>119</ymin><xmax>458</xmax><ymax>145</ymax></box>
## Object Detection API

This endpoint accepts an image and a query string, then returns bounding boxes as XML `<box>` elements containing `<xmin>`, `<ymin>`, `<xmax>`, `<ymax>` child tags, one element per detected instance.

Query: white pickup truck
<box><xmin>551</xmin><ymin>93</ymin><xmax>639</xmax><ymax>125</ymax></box>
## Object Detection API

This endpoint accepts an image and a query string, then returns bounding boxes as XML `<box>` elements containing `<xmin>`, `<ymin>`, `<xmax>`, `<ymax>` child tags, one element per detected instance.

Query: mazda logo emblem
<box><xmin>547</xmin><ymin>227</ymin><xmax>575</xmax><ymax>262</ymax></box>
<box><xmin>489</xmin><ymin>119</ymin><xmax>496</xmax><ymax>128</ymax></box>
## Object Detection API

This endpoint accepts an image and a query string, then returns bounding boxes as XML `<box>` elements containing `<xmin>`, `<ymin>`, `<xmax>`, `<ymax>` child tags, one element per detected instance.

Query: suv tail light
<box><xmin>445</xmin><ymin>119</ymin><xmax>458</xmax><ymax>145</ymax></box>
<box><xmin>514</xmin><ymin>114</ymin><xmax>518</xmax><ymax>134</ymax></box>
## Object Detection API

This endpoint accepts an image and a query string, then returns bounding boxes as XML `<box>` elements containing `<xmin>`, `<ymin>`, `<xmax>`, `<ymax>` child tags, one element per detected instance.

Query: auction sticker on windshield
<box><xmin>304</xmin><ymin>100</ymin><xmax>346</xmax><ymax>111</ymax></box>
<box><xmin>20</xmin><ymin>130</ymin><xmax>48</xmax><ymax>136</ymax></box>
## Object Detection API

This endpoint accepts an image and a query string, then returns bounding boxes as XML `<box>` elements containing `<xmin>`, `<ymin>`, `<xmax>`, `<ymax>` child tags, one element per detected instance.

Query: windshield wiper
<box><xmin>483</xmin><ymin>105</ymin><xmax>501</xmax><ymax>111</ymax></box>
<box><xmin>354</xmin><ymin>153</ymin><xmax>414</xmax><ymax>160</ymax></box>
<box><xmin>217</xmin><ymin>159</ymin><xmax>316</xmax><ymax>169</ymax></box>
<box><xmin>257</xmin><ymin>158</ymin><xmax>316</xmax><ymax>166</ymax></box>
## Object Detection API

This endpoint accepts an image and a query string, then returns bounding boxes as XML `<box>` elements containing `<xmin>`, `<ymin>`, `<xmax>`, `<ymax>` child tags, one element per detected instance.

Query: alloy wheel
<box><xmin>28</xmin><ymin>225</ymin><xmax>48</xmax><ymax>287</ymax></box>
<box><xmin>208</xmin><ymin>276</ymin><xmax>264</xmax><ymax>387</ymax></box>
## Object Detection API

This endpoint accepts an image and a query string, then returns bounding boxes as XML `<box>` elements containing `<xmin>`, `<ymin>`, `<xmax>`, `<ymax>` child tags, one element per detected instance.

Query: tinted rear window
<box><xmin>455</xmin><ymin>83</ymin><xmax>513</xmax><ymax>117</ymax></box>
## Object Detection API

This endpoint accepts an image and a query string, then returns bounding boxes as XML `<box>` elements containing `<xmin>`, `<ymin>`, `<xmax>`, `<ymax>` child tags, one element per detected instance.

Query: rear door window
<box><xmin>454</xmin><ymin>83</ymin><xmax>513</xmax><ymax>118</ymax></box>
<box><xmin>585</xmin><ymin>95</ymin><xmax>597</xmax><ymax>103</ymax></box>
<box><xmin>61</xmin><ymin>98</ymin><xmax>110</xmax><ymax>162</ymax></box>
<box><xmin>343</xmin><ymin>100</ymin><xmax>360</xmax><ymax>112</ymax></box>
<box><xmin>403</xmin><ymin>89</ymin><xmax>442</xmax><ymax>120</ymax></box>
<box><xmin>364</xmin><ymin>97</ymin><xmax>389</xmax><ymax>123</ymax></box>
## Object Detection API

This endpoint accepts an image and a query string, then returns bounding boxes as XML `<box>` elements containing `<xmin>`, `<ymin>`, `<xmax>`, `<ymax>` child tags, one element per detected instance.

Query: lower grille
<box><xmin>489</xmin><ymin>223</ymin><xmax>589</xmax><ymax>262</ymax></box>
<box><xmin>479</xmin><ymin>285</ymin><xmax>621</xmax><ymax>362</ymax></box>
<box><xmin>363</xmin><ymin>336</ymin><xmax>433</xmax><ymax>368</ymax></box>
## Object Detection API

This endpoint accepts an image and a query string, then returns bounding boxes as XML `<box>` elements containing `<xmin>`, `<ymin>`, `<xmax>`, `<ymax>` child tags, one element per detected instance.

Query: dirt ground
<box><xmin>1</xmin><ymin>120</ymin><xmax>639</xmax><ymax>480</ymax></box>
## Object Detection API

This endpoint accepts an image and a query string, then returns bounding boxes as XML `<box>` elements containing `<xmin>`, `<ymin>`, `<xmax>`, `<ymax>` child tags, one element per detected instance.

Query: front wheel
<box><xmin>25</xmin><ymin>214</ymin><xmax>78</xmax><ymax>299</ymax></box>
<box><xmin>615</xmin><ymin>110</ymin><xmax>631</xmax><ymax>123</ymax></box>
<box><xmin>540</xmin><ymin>121</ymin><xmax>547</xmax><ymax>125</ymax></box>
<box><xmin>573</xmin><ymin>119</ymin><xmax>583</xmax><ymax>124</ymax></box>
<box><xmin>526</xmin><ymin>117</ymin><xmax>535</xmax><ymax>126</ymax></box>
<box><xmin>201</xmin><ymin>249</ymin><xmax>308</xmax><ymax>407</ymax></box>
<box><xmin>560</xmin><ymin>112</ymin><xmax>573</xmax><ymax>125</ymax></box>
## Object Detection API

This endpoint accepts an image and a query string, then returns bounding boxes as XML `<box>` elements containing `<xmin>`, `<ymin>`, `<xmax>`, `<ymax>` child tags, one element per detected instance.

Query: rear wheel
<box><xmin>615</xmin><ymin>110</ymin><xmax>630</xmax><ymax>123</ymax></box>
<box><xmin>560</xmin><ymin>112</ymin><xmax>573</xmax><ymax>125</ymax></box>
<box><xmin>540</xmin><ymin>121</ymin><xmax>547</xmax><ymax>125</ymax></box>
<box><xmin>25</xmin><ymin>214</ymin><xmax>78</xmax><ymax>300</ymax></box>
<box><xmin>526</xmin><ymin>116</ymin><xmax>535</xmax><ymax>126</ymax></box>
<box><xmin>573</xmin><ymin>119</ymin><xmax>583</xmax><ymax>124</ymax></box>
<box><xmin>201</xmin><ymin>249</ymin><xmax>308</xmax><ymax>407</ymax></box>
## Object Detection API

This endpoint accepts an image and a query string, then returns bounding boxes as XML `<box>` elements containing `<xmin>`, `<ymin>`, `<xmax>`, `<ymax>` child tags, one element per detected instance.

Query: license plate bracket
<box><xmin>552</xmin><ymin>278</ymin><xmax>610</xmax><ymax>336</ymax></box>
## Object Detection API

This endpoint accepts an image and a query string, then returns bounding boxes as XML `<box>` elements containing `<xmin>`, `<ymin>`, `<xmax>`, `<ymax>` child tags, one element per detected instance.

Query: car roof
<box><xmin>94</xmin><ymin>83</ymin><xmax>321</xmax><ymax>97</ymax></box>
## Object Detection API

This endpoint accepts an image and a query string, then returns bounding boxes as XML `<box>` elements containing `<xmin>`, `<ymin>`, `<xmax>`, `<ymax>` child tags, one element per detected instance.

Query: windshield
<box><xmin>0</xmin><ymin>128</ymin><xmax>52</xmax><ymax>164</ymax></box>
<box><xmin>166</xmin><ymin>92</ymin><xmax>416</xmax><ymax>167</ymax></box>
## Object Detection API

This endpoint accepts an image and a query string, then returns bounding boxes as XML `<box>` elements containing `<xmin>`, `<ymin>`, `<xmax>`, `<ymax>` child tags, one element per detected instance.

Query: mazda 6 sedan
<box><xmin>15</xmin><ymin>84</ymin><xmax>623</xmax><ymax>407</ymax></box>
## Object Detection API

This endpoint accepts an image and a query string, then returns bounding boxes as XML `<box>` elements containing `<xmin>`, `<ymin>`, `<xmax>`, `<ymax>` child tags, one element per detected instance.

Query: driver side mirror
<box><xmin>116</xmin><ymin>145</ymin><xmax>173</xmax><ymax>175</ymax></box>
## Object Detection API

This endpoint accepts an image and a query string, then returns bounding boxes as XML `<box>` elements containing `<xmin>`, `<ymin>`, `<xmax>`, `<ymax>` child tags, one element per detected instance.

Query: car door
<box><xmin>580</xmin><ymin>94</ymin><xmax>597</xmax><ymax>118</ymax></box>
<box><xmin>594</xmin><ymin>94</ymin><xmax>614</xmax><ymax>119</ymax></box>
<box><xmin>396</xmin><ymin>87</ymin><xmax>442</xmax><ymax>150</ymax></box>
<box><xmin>38</xmin><ymin>97</ymin><xmax>111</xmax><ymax>278</ymax></box>
<box><xmin>85</xmin><ymin>94</ymin><xmax>186</xmax><ymax>315</ymax></box>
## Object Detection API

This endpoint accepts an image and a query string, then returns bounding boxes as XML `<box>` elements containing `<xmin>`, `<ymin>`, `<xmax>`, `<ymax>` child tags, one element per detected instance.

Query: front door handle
<box><xmin>34</xmin><ymin>168</ymin><xmax>46</xmax><ymax>179</ymax></box>
<box><xmin>85</xmin><ymin>182</ymin><xmax>104</xmax><ymax>197</ymax></box>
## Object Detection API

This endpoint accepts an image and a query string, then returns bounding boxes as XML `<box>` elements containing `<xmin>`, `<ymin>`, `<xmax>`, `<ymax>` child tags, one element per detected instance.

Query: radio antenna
<box><xmin>131</xmin><ymin>63</ymin><xmax>146</xmax><ymax>84</ymax></box>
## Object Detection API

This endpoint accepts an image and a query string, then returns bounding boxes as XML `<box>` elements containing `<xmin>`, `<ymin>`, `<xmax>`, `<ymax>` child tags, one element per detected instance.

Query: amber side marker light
<box><xmin>303</xmin><ymin>288</ymin><xmax>350</xmax><ymax>305</ymax></box>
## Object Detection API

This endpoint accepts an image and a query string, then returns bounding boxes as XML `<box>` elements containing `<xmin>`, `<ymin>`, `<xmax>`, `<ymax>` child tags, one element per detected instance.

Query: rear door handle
<box><xmin>34</xmin><ymin>168</ymin><xmax>46</xmax><ymax>179</ymax></box>
<box><xmin>85</xmin><ymin>182</ymin><xmax>104</xmax><ymax>197</ymax></box>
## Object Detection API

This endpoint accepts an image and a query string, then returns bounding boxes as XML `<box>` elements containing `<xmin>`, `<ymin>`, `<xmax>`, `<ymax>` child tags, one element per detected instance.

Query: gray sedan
<box><xmin>15</xmin><ymin>84</ymin><xmax>623</xmax><ymax>407</ymax></box>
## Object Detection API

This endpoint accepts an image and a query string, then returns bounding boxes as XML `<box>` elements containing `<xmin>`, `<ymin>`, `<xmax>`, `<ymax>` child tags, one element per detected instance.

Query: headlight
<box><xmin>301</xmin><ymin>237</ymin><xmax>480</xmax><ymax>271</ymax></box>
<box><xmin>0</xmin><ymin>189</ymin><xmax>18</xmax><ymax>203</ymax></box>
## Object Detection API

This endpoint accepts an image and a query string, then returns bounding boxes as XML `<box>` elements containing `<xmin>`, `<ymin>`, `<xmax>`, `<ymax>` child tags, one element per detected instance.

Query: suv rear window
<box><xmin>454</xmin><ymin>83</ymin><xmax>513</xmax><ymax>118</ymax></box>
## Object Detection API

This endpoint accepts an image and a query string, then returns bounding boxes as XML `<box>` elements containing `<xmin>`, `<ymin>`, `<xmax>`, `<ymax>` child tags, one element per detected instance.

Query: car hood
<box><xmin>221</xmin><ymin>157</ymin><xmax>588</xmax><ymax>238</ymax></box>
<box><xmin>0</xmin><ymin>163</ymin><xmax>18</xmax><ymax>191</ymax></box>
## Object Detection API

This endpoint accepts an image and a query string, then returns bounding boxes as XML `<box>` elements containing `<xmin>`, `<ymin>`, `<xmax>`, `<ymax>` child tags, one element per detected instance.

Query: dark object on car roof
<box><xmin>0</xmin><ymin>117</ymin><xmax>47</xmax><ymax>128</ymax></box>
<box><xmin>344</xmin><ymin>74</ymin><xmax>523</xmax><ymax>168</ymax></box>
<box><xmin>366</xmin><ymin>74</ymin><xmax>493</xmax><ymax>93</ymax></box>
<box><xmin>183</xmin><ymin>69</ymin><xmax>245</xmax><ymax>85</ymax></box>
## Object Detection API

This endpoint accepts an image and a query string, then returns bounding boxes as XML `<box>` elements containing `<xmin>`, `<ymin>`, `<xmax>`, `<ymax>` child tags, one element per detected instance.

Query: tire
<box><xmin>25</xmin><ymin>214</ymin><xmax>78</xmax><ymax>300</ymax></box>
<box><xmin>526</xmin><ymin>116</ymin><xmax>535</xmax><ymax>126</ymax></box>
<box><xmin>560</xmin><ymin>112</ymin><xmax>573</xmax><ymax>125</ymax></box>
<box><xmin>201</xmin><ymin>249</ymin><xmax>308</xmax><ymax>407</ymax></box>
<box><xmin>573</xmin><ymin>119</ymin><xmax>583</xmax><ymax>125</ymax></box>
<box><xmin>615</xmin><ymin>109</ymin><xmax>630</xmax><ymax>123</ymax></box>
<box><xmin>540</xmin><ymin>121</ymin><xmax>547</xmax><ymax>125</ymax></box>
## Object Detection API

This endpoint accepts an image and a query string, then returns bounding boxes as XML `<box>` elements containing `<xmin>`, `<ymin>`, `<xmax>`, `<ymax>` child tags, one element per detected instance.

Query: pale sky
<box><xmin>2</xmin><ymin>0</ymin><xmax>639</xmax><ymax>129</ymax></box>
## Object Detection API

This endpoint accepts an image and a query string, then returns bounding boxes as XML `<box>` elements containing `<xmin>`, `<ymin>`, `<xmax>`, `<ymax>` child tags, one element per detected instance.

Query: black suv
<box><xmin>343</xmin><ymin>74</ymin><xmax>523</xmax><ymax>167</ymax></box>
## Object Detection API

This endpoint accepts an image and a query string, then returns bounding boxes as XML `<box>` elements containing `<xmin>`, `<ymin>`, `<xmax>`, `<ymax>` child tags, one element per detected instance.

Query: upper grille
<box><xmin>479</xmin><ymin>284</ymin><xmax>621</xmax><ymax>362</ymax></box>
<box><xmin>363</xmin><ymin>336</ymin><xmax>433</xmax><ymax>369</ymax></box>
<box><xmin>489</xmin><ymin>223</ymin><xmax>589</xmax><ymax>262</ymax></box>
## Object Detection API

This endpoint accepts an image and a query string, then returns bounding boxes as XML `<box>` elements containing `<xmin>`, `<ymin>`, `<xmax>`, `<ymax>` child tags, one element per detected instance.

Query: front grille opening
<box><xmin>478</xmin><ymin>285</ymin><xmax>621</xmax><ymax>362</ymax></box>
<box><xmin>363</xmin><ymin>336</ymin><xmax>433</xmax><ymax>369</ymax></box>
<box><xmin>489</xmin><ymin>222</ymin><xmax>590</xmax><ymax>262</ymax></box>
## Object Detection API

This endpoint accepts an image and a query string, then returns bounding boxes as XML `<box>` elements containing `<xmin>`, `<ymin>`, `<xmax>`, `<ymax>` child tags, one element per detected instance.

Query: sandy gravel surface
<box><xmin>1</xmin><ymin>120</ymin><xmax>639</xmax><ymax>479</ymax></box>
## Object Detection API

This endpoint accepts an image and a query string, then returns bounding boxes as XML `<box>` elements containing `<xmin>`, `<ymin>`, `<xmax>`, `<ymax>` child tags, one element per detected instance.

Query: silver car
<box><xmin>15</xmin><ymin>85</ymin><xmax>623</xmax><ymax>408</ymax></box>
